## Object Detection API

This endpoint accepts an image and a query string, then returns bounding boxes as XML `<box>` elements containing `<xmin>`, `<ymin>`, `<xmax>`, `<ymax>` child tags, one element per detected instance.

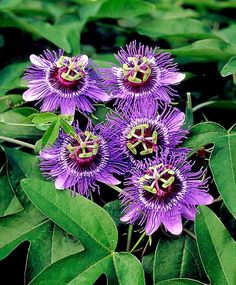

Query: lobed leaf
<box><xmin>20</xmin><ymin>178</ymin><xmax>145</xmax><ymax>284</ymax></box>
<box><xmin>153</xmin><ymin>234</ymin><xmax>207</xmax><ymax>284</ymax></box>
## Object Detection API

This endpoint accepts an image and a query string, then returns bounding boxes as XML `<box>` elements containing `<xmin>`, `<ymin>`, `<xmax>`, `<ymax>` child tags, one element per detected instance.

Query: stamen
<box><xmin>56</xmin><ymin>56</ymin><xmax>87</xmax><ymax>82</ymax></box>
<box><xmin>67</xmin><ymin>131</ymin><xmax>99</xmax><ymax>162</ymax></box>
<box><xmin>126</xmin><ymin>124</ymin><xmax>157</xmax><ymax>156</ymax></box>
<box><xmin>140</xmin><ymin>164</ymin><xmax>175</xmax><ymax>195</ymax></box>
<box><xmin>122</xmin><ymin>56</ymin><xmax>152</xmax><ymax>84</ymax></box>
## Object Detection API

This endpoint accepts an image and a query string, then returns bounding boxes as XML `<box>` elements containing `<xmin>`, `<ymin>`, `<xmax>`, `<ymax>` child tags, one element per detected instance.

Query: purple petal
<box><xmin>60</xmin><ymin>99</ymin><xmax>76</xmax><ymax>115</ymax></box>
<box><xmin>188</xmin><ymin>191</ymin><xmax>214</xmax><ymax>206</ymax></box>
<box><xmin>40</xmin><ymin>150</ymin><xmax>57</xmax><ymax>160</ymax></box>
<box><xmin>171</xmin><ymin>111</ymin><xmax>185</xmax><ymax>131</ymax></box>
<box><xmin>30</xmin><ymin>54</ymin><xmax>48</xmax><ymax>68</ymax></box>
<box><xmin>88</xmin><ymin>85</ymin><xmax>109</xmax><ymax>101</ymax></box>
<box><xmin>145</xmin><ymin>212</ymin><xmax>161</xmax><ymax>236</ymax></box>
<box><xmin>120</xmin><ymin>209</ymin><xmax>136</xmax><ymax>223</ymax></box>
<box><xmin>23</xmin><ymin>88</ymin><xmax>44</xmax><ymax>101</ymax></box>
<box><xmin>181</xmin><ymin>204</ymin><xmax>196</xmax><ymax>220</ymax></box>
<box><xmin>76</xmin><ymin>96</ymin><xmax>94</xmax><ymax>113</ymax></box>
<box><xmin>55</xmin><ymin>172</ymin><xmax>70</xmax><ymax>189</ymax></box>
<box><xmin>41</xmin><ymin>95</ymin><xmax>60</xmax><ymax>112</ymax></box>
<box><xmin>163</xmin><ymin>214</ymin><xmax>183</xmax><ymax>235</ymax></box>
<box><xmin>96</xmin><ymin>172</ymin><xmax>121</xmax><ymax>185</ymax></box>
<box><xmin>162</xmin><ymin>72</ymin><xmax>186</xmax><ymax>85</ymax></box>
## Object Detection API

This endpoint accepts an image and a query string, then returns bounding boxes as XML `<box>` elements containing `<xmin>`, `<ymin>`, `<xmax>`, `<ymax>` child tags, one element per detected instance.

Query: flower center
<box><xmin>56</xmin><ymin>55</ymin><xmax>88</xmax><ymax>87</ymax></box>
<box><xmin>126</xmin><ymin>124</ymin><xmax>157</xmax><ymax>156</ymax></box>
<box><xmin>67</xmin><ymin>131</ymin><xmax>99</xmax><ymax>166</ymax></box>
<box><xmin>139</xmin><ymin>163</ymin><xmax>175</xmax><ymax>197</ymax></box>
<box><xmin>122</xmin><ymin>56</ymin><xmax>152</xmax><ymax>86</ymax></box>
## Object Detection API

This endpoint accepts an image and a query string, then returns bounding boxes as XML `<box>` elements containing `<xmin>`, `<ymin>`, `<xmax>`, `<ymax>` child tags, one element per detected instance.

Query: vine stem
<box><xmin>212</xmin><ymin>196</ymin><xmax>223</xmax><ymax>204</ymax></box>
<box><xmin>233</xmin><ymin>73</ymin><xmax>236</xmax><ymax>85</ymax></box>
<box><xmin>141</xmin><ymin>237</ymin><xmax>150</xmax><ymax>259</ymax></box>
<box><xmin>130</xmin><ymin>232</ymin><xmax>146</xmax><ymax>253</ymax></box>
<box><xmin>126</xmin><ymin>224</ymin><xmax>133</xmax><ymax>252</ymax></box>
<box><xmin>0</xmin><ymin>136</ymin><xmax>35</xmax><ymax>150</ymax></box>
<box><xmin>106</xmin><ymin>184</ymin><xmax>123</xmax><ymax>193</ymax></box>
<box><xmin>183</xmin><ymin>228</ymin><xmax>196</xmax><ymax>240</ymax></box>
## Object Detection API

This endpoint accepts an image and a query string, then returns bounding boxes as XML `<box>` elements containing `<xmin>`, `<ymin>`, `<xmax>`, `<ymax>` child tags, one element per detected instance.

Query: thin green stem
<box><xmin>0</xmin><ymin>136</ymin><xmax>35</xmax><ymax>150</ymax></box>
<box><xmin>106</xmin><ymin>184</ymin><xmax>123</xmax><ymax>193</ymax></box>
<box><xmin>141</xmin><ymin>237</ymin><xmax>150</xmax><ymax>259</ymax></box>
<box><xmin>1</xmin><ymin>122</ymin><xmax>36</xmax><ymax>127</ymax></box>
<box><xmin>192</xmin><ymin>101</ymin><xmax>215</xmax><ymax>112</ymax></box>
<box><xmin>130</xmin><ymin>232</ymin><xmax>146</xmax><ymax>253</ymax></box>
<box><xmin>126</xmin><ymin>224</ymin><xmax>133</xmax><ymax>252</ymax></box>
<box><xmin>183</xmin><ymin>228</ymin><xmax>196</xmax><ymax>240</ymax></box>
<box><xmin>233</xmin><ymin>73</ymin><xmax>236</xmax><ymax>85</ymax></box>
<box><xmin>212</xmin><ymin>196</ymin><xmax>223</xmax><ymax>204</ymax></box>
<box><xmin>186</xmin><ymin>92</ymin><xmax>192</xmax><ymax>110</ymax></box>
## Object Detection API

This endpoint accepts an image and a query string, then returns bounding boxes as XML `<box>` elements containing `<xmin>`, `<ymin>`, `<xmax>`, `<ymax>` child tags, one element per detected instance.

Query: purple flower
<box><xmin>99</xmin><ymin>40</ymin><xmax>185</xmax><ymax>107</ymax></box>
<box><xmin>23</xmin><ymin>50</ymin><xmax>109</xmax><ymax>115</ymax></box>
<box><xmin>102</xmin><ymin>103</ymin><xmax>187</xmax><ymax>168</ymax></box>
<box><xmin>40</xmin><ymin>122</ymin><xmax>127</xmax><ymax>197</ymax></box>
<box><xmin>120</xmin><ymin>150</ymin><xmax>213</xmax><ymax>236</ymax></box>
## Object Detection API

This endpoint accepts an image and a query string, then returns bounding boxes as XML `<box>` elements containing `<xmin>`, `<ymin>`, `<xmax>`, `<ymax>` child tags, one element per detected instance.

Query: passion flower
<box><xmin>23</xmin><ymin>50</ymin><xmax>108</xmax><ymax>115</ymax></box>
<box><xmin>120</xmin><ymin>151</ymin><xmax>213</xmax><ymax>235</ymax></box>
<box><xmin>99</xmin><ymin>40</ymin><xmax>185</xmax><ymax>107</ymax></box>
<box><xmin>40</xmin><ymin>123</ymin><xmax>127</xmax><ymax>197</ymax></box>
<box><xmin>103</xmin><ymin>103</ymin><xmax>187</xmax><ymax>167</ymax></box>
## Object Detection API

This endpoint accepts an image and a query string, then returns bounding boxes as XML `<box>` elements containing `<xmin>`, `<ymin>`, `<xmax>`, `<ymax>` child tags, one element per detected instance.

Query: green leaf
<box><xmin>59</xmin><ymin>118</ymin><xmax>77</xmax><ymax>138</ymax></box>
<box><xmin>153</xmin><ymin>234</ymin><xmax>207</xmax><ymax>284</ymax></box>
<box><xmin>55</xmin><ymin>15</ymin><xmax>84</xmax><ymax>54</ymax></box>
<box><xmin>92</xmin><ymin>104</ymin><xmax>111</xmax><ymax>125</ymax></box>
<box><xmin>0</xmin><ymin>108</ymin><xmax>42</xmax><ymax>139</ymax></box>
<box><xmin>0</xmin><ymin>148</ymin><xmax>83</xmax><ymax>283</ymax></box>
<box><xmin>181</xmin><ymin>0</ymin><xmax>236</xmax><ymax>9</ymax></box>
<box><xmin>5</xmin><ymin>147</ymin><xmax>41</xmax><ymax>179</ymax></box>
<box><xmin>0</xmin><ymin>165</ymin><xmax>23</xmax><ymax>217</ymax></box>
<box><xmin>0</xmin><ymin>94</ymin><xmax>24</xmax><ymax>112</ymax></box>
<box><xmin>26</xmin><ymin>222</ymin><xmax>84</xmax><ymax>283</ymax></box>
<box><xmin>78</xmin><ymin>0</ymin><xmax>106</xmax><ymax>21</ymax></box>
<box><xmin>221</xmin><ymin>56</ymin><xmax>236</xmax><ymax>77</ymax></box>
<box><xmin>142</xmin><ymin>251</ymin><xmax>154</xmax><ymax>277</ymax></box>
<box><xmin>184</xmin><ymin>122</ymin><xmax>236</xmax><ymax>218</ymax></box>
<box><xmin>195</xmin><ymin>206</ymin><xmax>236</xmax><ymax>285</ymax></box>
<box><xmin>21</xmin><ymin>178</ymin><xmax>145</xmax><ymax>284</ymax></box>
<box><xmin>32</xmin><ymin>112</ymin><xmax>58</xmax><ymax>125</ymax></box>
<box><xmin>8</xmin><ymin>0</ymin><xmax>67</xmax><ymax>19</ymax></box>
<box><xmin>137</xmin><ymin>19</ymin><xmax>214</xmax><ymax>40</ymax></box>
<box><xmin>21</xmin><ymin>178</ymin><xmax>118</xmax><ymax>253</ymax></box>
<box><xmin>0</xmin><ymin>62</ymin><xmax>28</xmax><ymax>95</ymax></box>
<box><xmin>96</xmin><ymin>0</ymin><xmax>155</xmax><ymax>19</ymax></box>
<box><xmin>41</xmin><ymin>118</ymin><xmax>60</xmax><ymax>147</ymax></box>
<box><xmin>183</xmin><ymin>122</ymin><xmax>225</xmax><ymax>154</ymax></box>
<box><xmin>2</xmin><ymin>12</ymin><xmax>71</xmax><ymax>53</ymax></box>
<box><xmin>216</xmin><ymin>24</ymin><xmax>236</xmax><ymax>45</ymax></box>
<box><xmin>156</xmin><ymin>278</ymin><xmax>206</xmax><ymax>285</ymax></box>
<box><xmin>103</xmin><ymin>200</ymin><xmax>122</xmax><ymax>226</ymax></box>
<box><xmin>171</xmin><ymin>39</ymin><xmax>236</xmax><ymax>62</ymax></box>
<box><xmin>93</xmin><ymin>53</ymin><xmax>117</xmax><ymax>65</ymax></box>
<box><xmin>0</xmin><ymin>107</ymin><xmax>36</xmax><ymax>122</ymax></box>
<box><xmin>32</xmin><ymin>112</ymin><xmax>58</xmax><ymax>131</ymax></box>
<box><xmin>0</xmin><ymin>203</ymin><xmax>47</xmax><ymax>261</ymax></box>
<box><xmin>0</xmin><ymin>0</ymin><xmax>24</xmax><ymax>10</ymax></box>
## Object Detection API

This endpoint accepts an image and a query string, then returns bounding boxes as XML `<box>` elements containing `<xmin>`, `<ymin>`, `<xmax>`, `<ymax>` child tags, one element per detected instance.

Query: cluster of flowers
<box><xmin>23</xmin><ymin>41</ymin><xmax>213</xmax><ymax>236</ymax></box>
